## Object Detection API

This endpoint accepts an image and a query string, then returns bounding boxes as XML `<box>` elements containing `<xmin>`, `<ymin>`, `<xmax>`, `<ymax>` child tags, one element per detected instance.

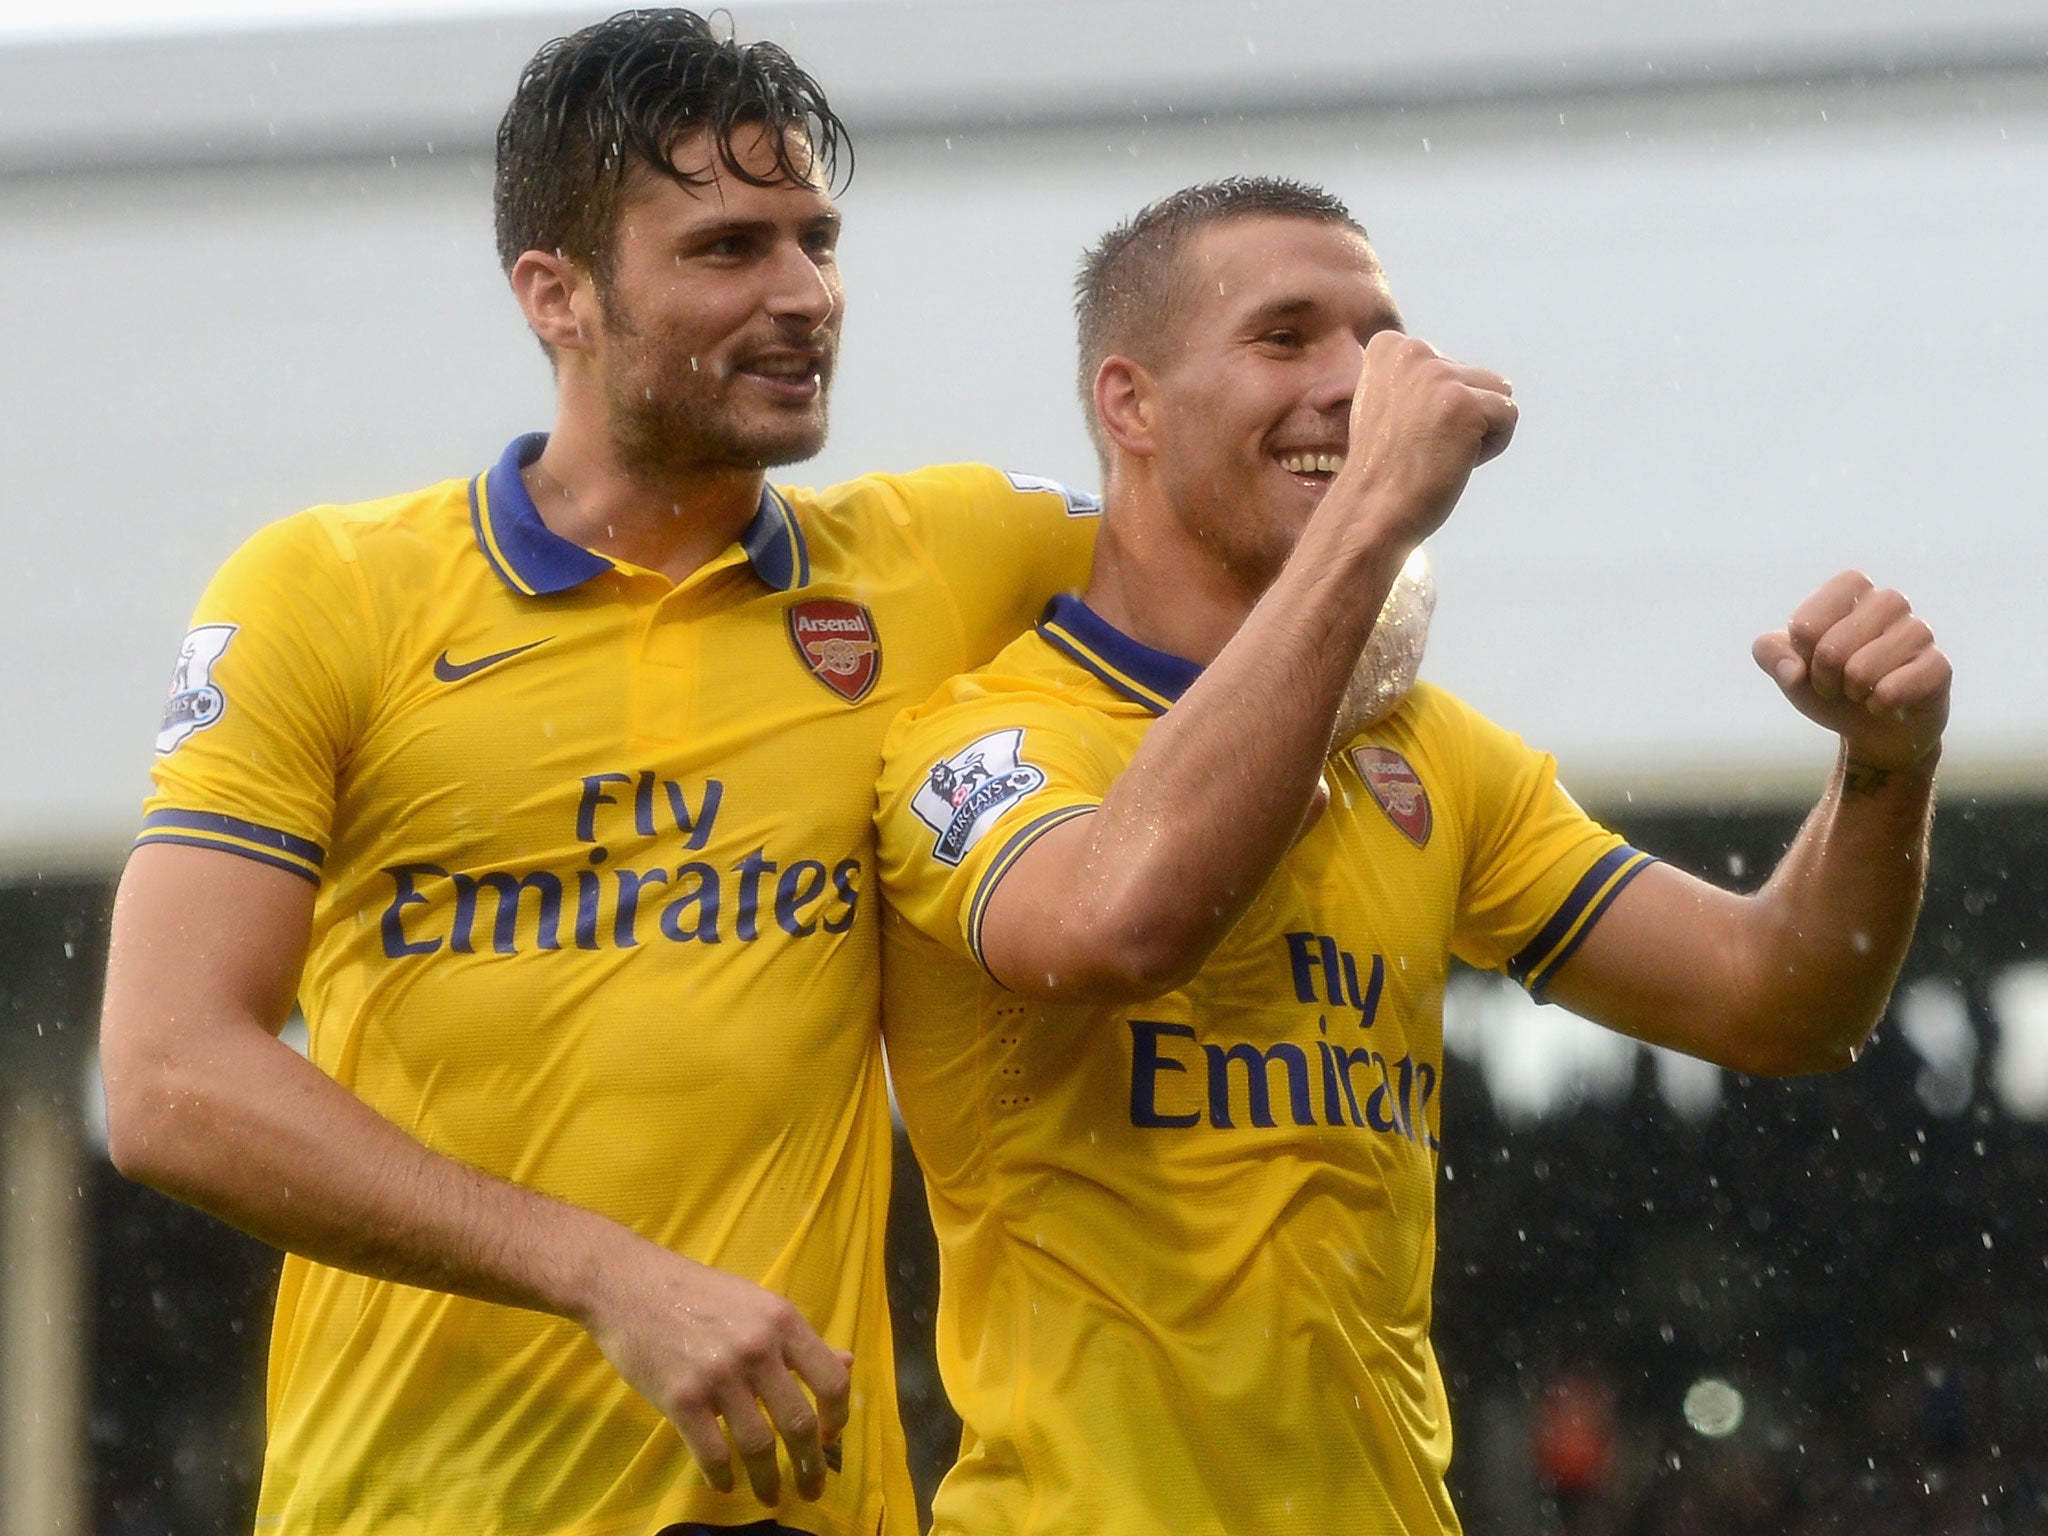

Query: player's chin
<box><xmin>736</xmin><ymin>409</ymin><xmax>831</xmax><ymax>470</ymax></box>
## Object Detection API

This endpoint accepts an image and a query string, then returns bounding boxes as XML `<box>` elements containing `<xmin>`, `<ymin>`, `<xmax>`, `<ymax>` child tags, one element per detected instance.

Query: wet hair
<box><xmin>493</xmin><ymin>8</ymin><xmax>852</xmax><ymax>284</ymax></box>
<box><xmin>1073</xmin><ymin>176</ymin><xmax>1366</xmax><ymax>455</ymax></box>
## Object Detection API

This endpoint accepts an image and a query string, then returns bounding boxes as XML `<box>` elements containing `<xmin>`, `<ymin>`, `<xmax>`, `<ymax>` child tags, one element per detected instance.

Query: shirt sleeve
<box><xmin>136</xmin><ymin>510</ymin><xmax>372</xmax><ymax>884</ymax></box>
<box><xmin>876</xmin><ymin>682</ymin><xmax>1117</xmax><ymax>974</ymax></box>
<box><xmin>1443</xmin><ymin>699</ymin><xmax>1655</xmax><ymax>997</ymax></box>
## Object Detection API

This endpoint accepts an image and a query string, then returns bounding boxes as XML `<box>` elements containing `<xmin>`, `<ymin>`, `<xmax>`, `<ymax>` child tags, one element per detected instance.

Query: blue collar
<box><xmin>469</xmin><ymin>433</ymin><xmax>811</xmax><ymax>595</ymax></box>
<box><xmin>1036</xmin><ymin>593</ymin><xmax>1202</xmax><ymax>716</ymax></box>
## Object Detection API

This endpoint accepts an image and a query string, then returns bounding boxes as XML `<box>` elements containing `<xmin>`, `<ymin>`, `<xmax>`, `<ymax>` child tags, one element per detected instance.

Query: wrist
<box><xmin>551</xmin><ymin>1208</ymin><xmax>650</xmax><ymax>1328</ymax></box>
<box><xmin>1291</xmin><ymin>498</ymin><xmax>1413</xmax><ymax>603</ymax></box>
<box><xmin>1840</xmin><ymin>742</ymin><xmax>1940</xmax><ymax>796</ymax></box>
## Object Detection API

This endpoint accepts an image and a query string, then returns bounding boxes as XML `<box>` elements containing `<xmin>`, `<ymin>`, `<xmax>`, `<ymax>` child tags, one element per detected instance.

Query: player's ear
<box><xmin>1094</xmin><ymin>355</ymin><xmax>1159</xmax><ymax>459</ymax></box>
<box><xmin>511</xmin><ymin>248</ymin><xmax>597</xmax><ymax>356</ymax></box>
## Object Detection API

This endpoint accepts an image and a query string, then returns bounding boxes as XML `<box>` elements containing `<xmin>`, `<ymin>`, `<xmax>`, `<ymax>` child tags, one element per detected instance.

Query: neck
<box><xmin>525</xmin><ymin>406</ymin><xmax>768</xmax><ymax>586</ymax></box>
<box><xmin>1081</xmin><ymin>486</ymin><xmax>1264</xmax><ymax>667</ymax></box>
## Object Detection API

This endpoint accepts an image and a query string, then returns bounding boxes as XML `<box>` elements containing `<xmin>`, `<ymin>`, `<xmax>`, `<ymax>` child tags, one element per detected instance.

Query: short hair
<box><xmin>1073</xmin><ymin>177</ymin><xmax>1367</xmax><ymax>455</ymax></box>
<box><xmin>493</xmin><ymin>9</ymin><xmax>852</xmax><ymax>284</ymax></box>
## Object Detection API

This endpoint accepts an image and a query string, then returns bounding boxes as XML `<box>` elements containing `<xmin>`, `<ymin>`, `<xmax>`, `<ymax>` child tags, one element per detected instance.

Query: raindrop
<box><xmin>1683</xmin><ymin>1378</ymin><xmax>1744</xmax><ymax>1438</ymax></box>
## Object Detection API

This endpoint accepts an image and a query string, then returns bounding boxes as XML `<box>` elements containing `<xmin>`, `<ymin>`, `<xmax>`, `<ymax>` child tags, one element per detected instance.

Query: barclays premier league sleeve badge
<box><xmin>1002</xmin><ymin>470</ymin><xmax>1103</xmax><ymax>517</ymax></box>
<box><xmin>156</xmin><ymin>624</ymin><xmax>237</xmax><ymax>754</ymax></box>
<box><xmin>910</xmin><ymin>728</ymin><xmax>1046</xmax><ymax>866</ymax></box>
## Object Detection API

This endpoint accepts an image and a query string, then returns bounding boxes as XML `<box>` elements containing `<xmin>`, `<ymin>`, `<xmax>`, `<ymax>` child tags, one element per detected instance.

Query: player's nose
<box><xmin>765</xmin><ymin>241</ymin><xmax>838</xmax><ymax>330</ymax></box>
<box><xmin>1305</xmin><ymin>333</ymin><xmax>1367</xmax><ymax>418</ymax></box>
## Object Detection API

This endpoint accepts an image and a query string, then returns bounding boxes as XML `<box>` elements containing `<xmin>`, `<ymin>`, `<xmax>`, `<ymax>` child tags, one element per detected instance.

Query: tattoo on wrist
<box><xmin>1843</xmin><ymin>759</ymin><xmax>1892</xmax><ymax>797</ymax></box>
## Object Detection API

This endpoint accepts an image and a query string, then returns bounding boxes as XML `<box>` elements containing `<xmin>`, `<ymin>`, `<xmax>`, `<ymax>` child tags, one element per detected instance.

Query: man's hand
<box><xmin>1331</xmin><ymin>330</ymin><xmax>1518</xmax><ymax>551</ymax></box>
<box><xmin>579</xmin><ymin>1238</ymin><xmax>851</xmax><ymax>1505</ymax></box>
<box><xmin>1752</xmin><ymin>571</ymin><xmax>1950</xmax><ymax>772</ymax></box>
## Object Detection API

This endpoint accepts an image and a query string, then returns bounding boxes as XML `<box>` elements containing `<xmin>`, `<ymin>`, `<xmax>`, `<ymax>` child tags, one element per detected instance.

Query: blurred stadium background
<box><xmin>3</xmin><ymin>1</ymin><xmax>2046</xmax><ymax>1531</ymax></box>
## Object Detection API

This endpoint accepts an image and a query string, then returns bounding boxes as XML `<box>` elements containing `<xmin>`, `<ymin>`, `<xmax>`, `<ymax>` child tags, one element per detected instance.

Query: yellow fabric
<box><xmin>875</xmin><ymin>607</ymin><xmax>1648</xmax><ymax>1536</ymax></box>
<box><xmin>139</xmin><ymin>439</ymin><xmax>1096</xmax><ymax>1536</ymax></box>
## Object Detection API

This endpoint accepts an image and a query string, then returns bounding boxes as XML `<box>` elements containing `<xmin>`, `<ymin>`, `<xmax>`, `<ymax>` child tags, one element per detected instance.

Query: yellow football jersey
<box><xmin>876</xmin><ymin>594</ymin><xmax>1651</xmax><ymax>1536</ymax></box>
<box><xmin>138</xmin><ymin>436</ymin><xmax>1097</xmax><ymax>1536</ymax></box>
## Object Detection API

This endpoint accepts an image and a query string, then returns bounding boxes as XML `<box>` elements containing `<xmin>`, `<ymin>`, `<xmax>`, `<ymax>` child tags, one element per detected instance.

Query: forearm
<box><xmin>103</xmin><ymin>1011</ymin><xmax>633</xmax><ymax>1325</ymax></box>
<box><xmin>1049</xmin><ymin>511</ymin><xmax>1410</xmax><ymax>994</ymax></box>
<box><xmin>1734</xmin><ymin>745</ymin><xmax>1936</xmax><ymax>1066</ymax></box>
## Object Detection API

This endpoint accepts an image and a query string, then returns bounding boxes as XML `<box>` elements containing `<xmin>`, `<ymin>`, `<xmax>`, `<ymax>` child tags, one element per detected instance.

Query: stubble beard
<box><xmin>597</xmin><ymin>286</ymin><xmax>836</xmax><ymax>481</ymax></box>
<box><xmin>605</xmin><ymin>350</ymin><xmax>834</xmax><ymax>483</ymax></box>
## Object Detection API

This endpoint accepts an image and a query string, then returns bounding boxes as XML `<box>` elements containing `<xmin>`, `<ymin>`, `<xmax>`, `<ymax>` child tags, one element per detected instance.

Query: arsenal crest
<box><xmin>787</xmin><ymin>600</ymin><xmax>881</xmax><ymax>702</ymax></box>
<box><xmin>1352</xmin><ymin>746</ymin><xmax>1432</xmax><ymax>848</ymax></box>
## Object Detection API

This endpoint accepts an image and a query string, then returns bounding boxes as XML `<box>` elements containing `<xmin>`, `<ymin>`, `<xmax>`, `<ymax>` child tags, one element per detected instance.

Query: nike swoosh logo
<box><xmin>433</xmin><ymin>638</ymin><xmax>550</xmax><ymax>683</ymax></box>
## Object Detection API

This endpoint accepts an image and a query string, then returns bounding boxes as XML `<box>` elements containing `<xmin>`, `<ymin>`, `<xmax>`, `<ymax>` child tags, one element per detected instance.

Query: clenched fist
<box><xmin>1753</xmin><ymin>571</ymin><xmax>1950</xmax><ymax>772</ymax></box>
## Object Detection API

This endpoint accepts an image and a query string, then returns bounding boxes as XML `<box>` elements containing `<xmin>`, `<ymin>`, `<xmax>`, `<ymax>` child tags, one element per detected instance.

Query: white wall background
<box><xmin>4</xmin><ymin>0</ymin><xmax>2045</xmax><ymax>869</ymax></box>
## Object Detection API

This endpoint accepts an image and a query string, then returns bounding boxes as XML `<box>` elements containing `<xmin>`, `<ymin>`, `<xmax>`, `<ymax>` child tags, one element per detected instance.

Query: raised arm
<box><xmin>1543</xmin><ymin>571</ymin><xmax>1948</xmax><ymax>1076</ymax></box>
<box><xmin>979</xmin><ymin>333</ymin><xmax>1517</xmax><ymax>1001</ymax></box>
<box><xmin>100</xmin><ymin>842</ymin><xmax>847</xmax><ymax>1504</ymax></box>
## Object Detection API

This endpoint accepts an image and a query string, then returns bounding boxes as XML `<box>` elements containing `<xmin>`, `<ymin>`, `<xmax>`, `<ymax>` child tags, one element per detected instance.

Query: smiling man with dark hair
<box><xmin>98</xmin><ymin>12</ymin><xmax>1094</xmax><ymax>1535</ymax></box>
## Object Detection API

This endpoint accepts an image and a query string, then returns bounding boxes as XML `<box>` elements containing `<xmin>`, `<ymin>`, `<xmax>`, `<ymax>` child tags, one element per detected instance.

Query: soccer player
<box><xmin>874</xmin><ymin>177</ymin><xmax>1947</xmax><ymax>1534</ymax></box>
<box><xmin>97</xmin><ymin>13</ymin><xmax>1095</xmax><ymax>1536</ymax></box>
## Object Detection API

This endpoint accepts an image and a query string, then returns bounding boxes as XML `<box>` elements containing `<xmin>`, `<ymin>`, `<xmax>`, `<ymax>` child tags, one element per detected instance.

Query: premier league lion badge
<box><xmin>1352</xmin><ymin>746</ymin><xmax>1433</xmax><ymax>847</ymax></box>
<box><xmin>157</xmin><ymin>623</ymin><xmax>237</xmax><ymax>755</ymax></box>
<box><xmin>911</xmin><ymin>728</ymin><xmax>1046</xmax><ymax>865</ymax></box>
<box><xmin>787</xmin><ymin>599</ymin><xmax>881</xmax><ymax>702</ymax></box>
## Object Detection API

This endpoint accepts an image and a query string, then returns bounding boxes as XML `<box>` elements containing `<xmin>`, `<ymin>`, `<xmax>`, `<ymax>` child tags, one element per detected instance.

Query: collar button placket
<box><xmin>630</xmin><ymin>586</ymin><xmax>699</xmax><ymax>746</ymax></box>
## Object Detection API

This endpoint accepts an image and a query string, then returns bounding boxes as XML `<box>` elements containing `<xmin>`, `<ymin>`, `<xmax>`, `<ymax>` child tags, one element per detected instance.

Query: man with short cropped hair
<box><xmin>876</xmin><ymin>176</ymin><xmax>1947</xmax><ymax>1533</ymax></box>
<box><xmin>98</xmin><ymin>12</ymin><xmax>1094</xmax><ymax>1535</ymax></box>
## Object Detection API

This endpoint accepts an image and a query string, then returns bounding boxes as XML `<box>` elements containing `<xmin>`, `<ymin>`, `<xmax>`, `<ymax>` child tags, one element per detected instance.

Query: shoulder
<box><xmin>304</xmin><ymin>475</ymin><xmax>474</xmax><ymax>567</ymax></box>
<box><xmin>881</xmin><ymin>628</ymin><xmax>1130</xmax><ymax>791</ymax></box>
<box><xmin>190</xmin><ymin>477</ymin><xmax>475</xmax><ymax>675</ymax></box>
<box><xmin>793</xmin><ymin>463</ymin><xmax>1099</xmax><ymax>522</ymax></box>
<box><xmin>217</xmin><ymin>476</ymin><xmax>470</xmax><ymax>580</ymax></box>
<box><xmin>886</xmin><ymin>629</ymin><xmax>1082</xmax><ymax>746</ymax></box>
<box><xmin>1388</xmin><ymin>682</ymin><xmax>1539</xmax><ymax>764</ymax></box>
<box><xmin>877</xmin><ymin>632</ymin><xmax>1121</xmax><ymax>886</ymax></box>
<box><xmin>782</xmin><ymin>465</ymin><xmax>1100</xmax><ymax>574</ymax></box>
